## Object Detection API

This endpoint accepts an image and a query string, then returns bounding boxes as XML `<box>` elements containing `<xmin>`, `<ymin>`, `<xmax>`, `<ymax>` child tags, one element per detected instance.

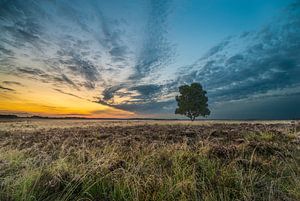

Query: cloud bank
<box><xmin>0</xmin><ymin>0</ymin><xmax>299</xmax><ymax>118</ymax></box>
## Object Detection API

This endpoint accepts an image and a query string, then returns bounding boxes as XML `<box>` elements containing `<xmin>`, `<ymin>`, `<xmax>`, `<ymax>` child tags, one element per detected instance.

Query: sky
<box><xmin>0</xmin><ymin>0</ymin><xmax>300</xmax><ymax>119</ymax></box>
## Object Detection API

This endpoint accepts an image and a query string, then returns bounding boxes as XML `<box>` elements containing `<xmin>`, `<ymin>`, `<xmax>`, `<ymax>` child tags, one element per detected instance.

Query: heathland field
<box><xmin>0</xmin><ymin>119</ymin><xmax>299</xmax><ymax>201</ymax></box>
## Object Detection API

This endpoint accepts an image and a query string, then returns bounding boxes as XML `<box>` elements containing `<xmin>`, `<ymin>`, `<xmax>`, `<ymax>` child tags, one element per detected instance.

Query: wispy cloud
<box><xmin>130</xmin><ymin>0</ymin><xmax>175</xmax><ymax>80</ymax></box>
<box><xmin>98</xmin><ymin>0</ymin><xmax>175</xmax><ymax>110</ymax></box>
<box><xmin>53</xmin><ymin>88</ymin><xmax>84</xmax><ymax>100</ymax></box>
<box><xmin>15</xmin><ymin>67</ymin><xmax>79</xmax><ymax>89</ymax></box>
<box><xmin>0</xmin><ymin>0</ymin><xmax>132</xmax><ymax>92</ymax></box>
<box><xmin>2</xmin><ymin>81</ymin><xmax>24</xmax><ymax>86</ymax></box>
<box><xmin>0</xmin><ymin>85</ymin><xmax>14</xmax><ymax>91</ymax></box>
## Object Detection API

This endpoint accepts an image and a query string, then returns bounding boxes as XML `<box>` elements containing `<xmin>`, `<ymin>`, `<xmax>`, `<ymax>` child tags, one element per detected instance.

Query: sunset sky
<box><xmin>0</xmin><ymin>0</ymin><xmax>300</xmax><ymax>119</ymax></box>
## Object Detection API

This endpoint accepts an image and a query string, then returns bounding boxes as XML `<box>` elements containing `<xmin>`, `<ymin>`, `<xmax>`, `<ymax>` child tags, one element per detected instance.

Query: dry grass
<box><xmin>0</xmin><ymin>120</ymin><xmax>299</xmax><ymax>201</ymax></box>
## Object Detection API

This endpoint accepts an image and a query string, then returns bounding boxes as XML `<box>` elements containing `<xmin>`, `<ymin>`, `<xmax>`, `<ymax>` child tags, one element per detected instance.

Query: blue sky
<box><xmin>0</xmin><ymin>0</ymin><xmax>299</xmax><ymax>119</ymax></box>
<box><xmin>170</xmin><ymin>0</ymin><xmax>293</xmax><ymax>66</ymax></box>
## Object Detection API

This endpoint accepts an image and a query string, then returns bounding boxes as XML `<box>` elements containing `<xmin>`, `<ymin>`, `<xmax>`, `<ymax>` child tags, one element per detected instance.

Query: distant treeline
<box><xmin>0</xmin><ymin>115</ymin><xmax>19</xmax><ymax>119</ymax></box>
<box><xmin>0</xmin><ymin>114</ymin><xmax>298</xmax><ymax>121</ymax></box>
<box><xmin>0</xmin><ymin>114</ymin><xmax>181</xmax><ymax>121</ymax></box>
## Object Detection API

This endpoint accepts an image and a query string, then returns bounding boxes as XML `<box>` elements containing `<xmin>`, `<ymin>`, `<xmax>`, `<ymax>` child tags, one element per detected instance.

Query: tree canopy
<box><xmin>175</xmin><ymin>83</ymin><xmax>210</xmax><ymax>121</ymax></box>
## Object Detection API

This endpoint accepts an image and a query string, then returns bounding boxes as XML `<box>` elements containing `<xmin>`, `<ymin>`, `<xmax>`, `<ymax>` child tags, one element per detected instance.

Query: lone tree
<box><xmin>175</xmin><ymin>83</ymin><xmax>210</xmax><ymax>121</ymax></box>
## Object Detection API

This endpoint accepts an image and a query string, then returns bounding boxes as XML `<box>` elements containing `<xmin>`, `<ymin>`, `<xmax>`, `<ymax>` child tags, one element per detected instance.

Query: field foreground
<box><xmin>0</xmin><ymin>120</ymin><xmax>300</xmax><ymax>201</ymax></box>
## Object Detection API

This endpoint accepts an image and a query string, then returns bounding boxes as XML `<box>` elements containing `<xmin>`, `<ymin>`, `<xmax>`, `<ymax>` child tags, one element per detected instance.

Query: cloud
<box><xmin>60</xmin><ymin>74</ymin><xmax>78</xmax><ymax>88</ymax></box>
<box><xmin>15</xmin><ymin>67</ymin><xmax>78</xmax><ymax>89</ymax></box>
<box><xmin>129</xmin><ymin>0</ymin><xmax>175</xmax><ymax>80</ymax></box>
<box><xmin>59</xmin><ymin>51</ymin><xmax>100</xmax><ymax>82</ymax></box>
<box><xmin>174</xmin><ymin>1</ymin><xmax>300</xmax><ymax>105</ymax></box>
<box><xmin>96</xmin><ymin>97</ymin><xmax>175</xmax><ymax>114</ymax></box>
<box><xmin>81</xmin><ymin>81</ymin><xmax>95</xmax><ymax>90</ymax></box>
<box><xmin>210</xmin><ymin>93</ymin><xmax>300</xmax><ymax>120</ymax></box>
<box><xmin>53</xmin><ymin>88</ymin><xmax>84</xmax><ymax>100</ymax></box>
<box><xmin>0</xmin><ymin>1</ymin><xmax>46</xmax><ymax>51</ymax></box>
<box><xmin>1</xmin><ymin>0</ymin><xmax>299</xmax><ymax>118</ymax></box>
<box><xmin>129</xmin><ymin>84</ymin><xmax>162</xmax><ymax>100</ymax></box>
<box><xmin>100</xmin><ymin>0</ymin><xmax>300</xmax><ymax>116</ymax></box>
<box><xmin>113</xmin><ymin>100</ymin><xmax>175</xmax><ymax>114</ymax></box>
<box><xmin>100</xmin><ymin>84</ymin><xmax>163</xmax><ymax>102</ymax></box>
<box><xmin>0</xmin><ymin>44</ymin><xmax>14</xmax><ymax>56</ymax></box>
<box><xmin>17</xmin><ymin>67</ymin><xmax>44</xmax><ymax>76</ymax></box>
<box><xmin>101</xmin><ymin>85</ymin><xmax>124</xmax><ymax>101</ymax></box>
<box><xmin>97</xmin><ymin>0</ymin><xmax>176</xmax><ymax>111</ymax></box>
<box><xmin>0</xmin><ymin>0</ymin><xmax>132</xmax><ymax>92</ymax></box>
<box><xmin>97</xmin><ymin>83</ymin><xmax>175</xmax><ymax>114</ymax></box>
<box><xmin>203</xmin><ymin>40</ymin><xmax>230</xmax><ymax>58</ymax></box>
<box><xmin>109</xmin><ymin>46</ymin><xmax>128</xmax><ymax>62</ymax></box>
<box><xmin>2</xmin><ymin>81</ymin><xmax>24</xmax><ymax>86</ymax></box>
<box><xmin>89</xmin><ymin>2</ymin><xmax>130</xmax><ymax>63</ymax></box>
<box><xmin>0</xmin><ymin>0</ymin><xmax>175</xmax><ymax>109</ymax></box>
<box><xmin>0</xmin><ymin>85</ymin><xmax>14</xmax><ymax>91</ymax></box>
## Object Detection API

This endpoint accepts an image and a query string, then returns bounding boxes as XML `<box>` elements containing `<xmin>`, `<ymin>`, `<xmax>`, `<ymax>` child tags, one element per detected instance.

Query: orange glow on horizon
<box><xmin>0</xmin><ymin>76</ymin><xmax>133</xmax><ymax>118</ymax></box>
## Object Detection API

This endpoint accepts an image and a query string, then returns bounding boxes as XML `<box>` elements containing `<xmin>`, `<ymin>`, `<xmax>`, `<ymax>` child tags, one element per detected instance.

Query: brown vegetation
<box><xmin>0</xmin><ymin>120</ymin><xmax>299</xmax><ymax>200</ymax></box>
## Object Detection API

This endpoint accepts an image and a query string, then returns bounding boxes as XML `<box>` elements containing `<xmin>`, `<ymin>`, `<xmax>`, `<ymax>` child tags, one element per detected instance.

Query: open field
<box><xmin>0</xmin><ymin>119</ymin><xmax>300</xmax><ymax>201</ymax></box>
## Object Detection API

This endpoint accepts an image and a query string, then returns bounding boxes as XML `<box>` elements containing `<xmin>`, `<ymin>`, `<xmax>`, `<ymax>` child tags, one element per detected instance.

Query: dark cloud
<box><xmin>16</xmin><ymin>67</ymin><xmax>78</xmax><ymax>89</ymax></box>
<box><xmin>64</xmin><ymin>56</ymin><xmax>99</xmax><ymax>82</ymax></box>
<box><xmin>55</xmin><ymin>48</ymin><xmax>101</xmax><ymax>83</ymax></box>
<box><xmin>113</xmin><ymin>100</ymin><xmax>175</xmax><ymax>114</ymax></box>
<box><xmin>97</xmin><ymin>97</ymin><xmax>175</xmax><ymax>114</ymax></box>
<box><xmin>102</xmin><ymin>85</ymin><xmax>124</xmax><ymax>101</ymax></box>
<box><xmin>17</xmin><ymin>68</ymin><xmax>45</xmax><ymax>76</ymax></box>
<box><xmin>17</xmin><ymin>67</ymin><xmax>44</xmax><ymax>76</ymax></box>
<box><xmin>53</xmin><ymin>89</ymin><xmax>84</xmax><ymax>100</ymax></box>
<box><xmin>100</xmin><ymin>84</ymin><xmax>163</xmax><ymax>103</ymax></box>
<box><xmin>129</xmin><ymin>84</ymin><xmax>162</xmax><ymax>99</ymax></box>
<box><xmin>226</xmin><ymin>54</ymin><xmax>244</xmax><ymax>65</ymax></box>
<box><xmin>82</xmin><ymin>81</ymin><xmax>95</xmax><ymax>90</ymax></box>
<box><xmin>0</xmin><ymin>45</ymin><xmax>14</xmax><ymax>56</ymax></box>
<box><xmin>0</xmin><ymin>0</ymin><xmax>46</xmax><ymax>51</ymax></box>
<box><xmin>204</xmin><ymin>40</ymin><xmax>230</xmax><ymax>58</ymax></box>
<box><xmin>2</xmin><ymin>81</ymin><xmax>24</xmax><ymax>86</ymax></box>
<box><xmin>97</xmin><ymin>83</ymin><xmax>174</xmax><ymax>114</ymax></box>
<box><xmin>210</xmin><ymin>93</ymin><xmax>300</xmax><ymax>120</ymax></box>
<box><xmin>109</xmin><ymin>46</ymin><xmax>128</xmax><ymax>62</ymax></box>
<box><xmin>60</xmin><ymin>74</ymin><xmax>77</xmax><ymax>88</ymax></box>
<box><xmin>0</xmin><ymin>85</ymin><xmax>14</xmax><ymax>91</ymax></box>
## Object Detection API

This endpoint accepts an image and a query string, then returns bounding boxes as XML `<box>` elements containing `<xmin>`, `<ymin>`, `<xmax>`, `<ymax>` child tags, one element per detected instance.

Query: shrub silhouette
<box><xmin>175</xmin><ymin>83</ymin><xmax>210</xmax><ymax>121</ymax></box>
